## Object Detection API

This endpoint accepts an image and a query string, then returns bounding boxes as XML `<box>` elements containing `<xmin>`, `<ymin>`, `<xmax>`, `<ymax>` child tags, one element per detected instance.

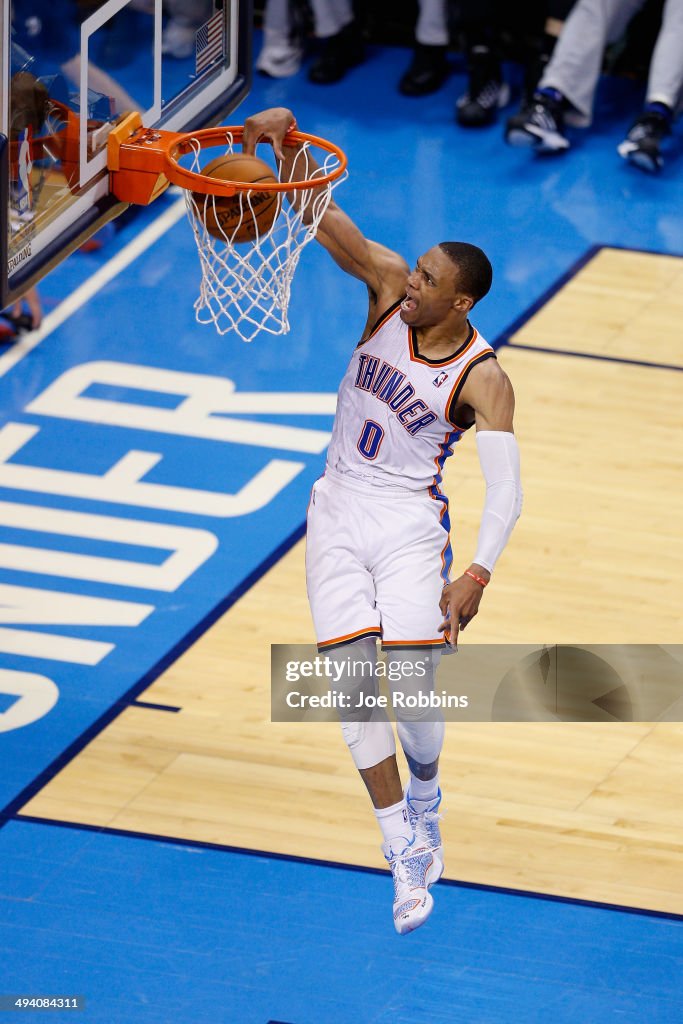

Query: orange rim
<box><xmin>166</xmin><ymin>126</ymin><xmax>347</xmax><ymax>194</ymax></box>
<box><xmin>108</xmin><ymin>114</ymin><xmax>347</xmax><ymax>200</ymax></box>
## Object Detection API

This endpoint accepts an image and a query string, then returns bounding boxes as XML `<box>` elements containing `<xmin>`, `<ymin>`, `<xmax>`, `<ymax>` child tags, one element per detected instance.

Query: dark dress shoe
<box><xmin>399</xmin><ymin>44</ymin><xmax>448</xmax><ymax>97</ymax></box>
<box><xmin>308</xmin><ymin>19</ymin><xmax>365</xmax><ymax>84</ymax></box>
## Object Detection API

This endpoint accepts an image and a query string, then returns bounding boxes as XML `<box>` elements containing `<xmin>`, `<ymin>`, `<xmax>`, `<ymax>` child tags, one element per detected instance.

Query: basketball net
<box><xmin>183</xmin><ymin>135</ymin><xmax>347</xmax><ymax>342</ymax></box>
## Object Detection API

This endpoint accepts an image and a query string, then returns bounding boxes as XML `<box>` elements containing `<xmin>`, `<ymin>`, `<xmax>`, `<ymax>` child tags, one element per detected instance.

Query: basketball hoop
<box><xmin>108</xmin><ymin>114</ymin><xmax>348</xmax><ymax>341</ymax></box>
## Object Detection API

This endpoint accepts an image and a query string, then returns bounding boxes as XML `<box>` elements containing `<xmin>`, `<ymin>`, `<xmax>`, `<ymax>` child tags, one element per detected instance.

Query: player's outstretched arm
<box><xmin>242</xmin><ymin>108</ymin><xmax>408</xmax><ymax>315</ymax></box>
<box><xmin>439</xmin><ymin>360</ymin><xmax>522</xmax><ymax>648</ymax></box>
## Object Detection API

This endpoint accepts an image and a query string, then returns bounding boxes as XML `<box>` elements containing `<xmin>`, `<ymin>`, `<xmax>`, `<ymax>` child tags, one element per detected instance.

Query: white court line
<box><xmin>0</xmin><ymin>197</ymin><xmax>187</xmax><ymax>381</ymax></box>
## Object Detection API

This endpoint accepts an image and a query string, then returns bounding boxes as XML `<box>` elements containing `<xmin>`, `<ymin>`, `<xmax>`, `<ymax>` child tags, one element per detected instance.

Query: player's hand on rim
<box><xmin>438</xmin><ymin>564</ymin><xmax>491</xmax><ymax>649</ymax></box>
<box><xmin>242</xmin><ymin>107</ymin><xmax>297</xmax><ymax>162</ymax></box>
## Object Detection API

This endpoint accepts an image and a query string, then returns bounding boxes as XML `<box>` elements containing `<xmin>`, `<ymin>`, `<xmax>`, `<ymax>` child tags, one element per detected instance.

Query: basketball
<box><xmin>194</xmin><ymin>153</ymin><xmax>279</xmax><ymax>243</ymax></box>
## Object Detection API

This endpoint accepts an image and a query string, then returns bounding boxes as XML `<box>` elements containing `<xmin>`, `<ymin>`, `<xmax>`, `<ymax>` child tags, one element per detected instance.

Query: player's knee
<box><xmin>340</xmin><ymin>716</ymin><xmax>396</xmax><ymax>770</ymax></box>
<box><xmin>397</xmin><ymin>716</ymin><xmax>445</xmax><ymax>766</ymax></box>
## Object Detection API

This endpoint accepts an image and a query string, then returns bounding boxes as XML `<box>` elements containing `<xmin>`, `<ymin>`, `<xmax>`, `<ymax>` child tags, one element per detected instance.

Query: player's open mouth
<box><xmin>401</xmin><ymin>295</ymin><xmax>417</xmax><ymax>313</ymax></box>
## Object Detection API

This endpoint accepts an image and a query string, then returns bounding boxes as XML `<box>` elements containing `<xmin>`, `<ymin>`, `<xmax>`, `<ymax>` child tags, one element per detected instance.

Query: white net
<box><xmin>182</xmin><ymin>134</ymin><xmax>347</xmax><ymax>342</ymax></box>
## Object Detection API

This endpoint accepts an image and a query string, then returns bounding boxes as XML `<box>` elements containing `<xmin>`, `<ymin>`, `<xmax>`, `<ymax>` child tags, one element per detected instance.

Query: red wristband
<box><xmin>464</xmin><ymin>569</ymin><xmax>488</xmax><ymax>588</ymax></box>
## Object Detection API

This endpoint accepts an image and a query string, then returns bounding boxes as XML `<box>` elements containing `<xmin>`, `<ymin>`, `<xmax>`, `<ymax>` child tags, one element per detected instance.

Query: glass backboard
<box><xmin>1</xmin><ymin>0</ymin><xmax>252</xmax><ymax>307</ymax></box>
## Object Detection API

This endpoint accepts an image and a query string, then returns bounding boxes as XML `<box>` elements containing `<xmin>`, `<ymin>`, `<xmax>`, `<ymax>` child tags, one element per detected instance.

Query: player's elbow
<box><xmin>486</xmin><ymin>477</ymin><xmax>522</xmax><ymax>522</ymax></box>
<box><xmin>515</xmin><ymin>482</ymin><xmax>523</xmax><ymax>520</ymax></box>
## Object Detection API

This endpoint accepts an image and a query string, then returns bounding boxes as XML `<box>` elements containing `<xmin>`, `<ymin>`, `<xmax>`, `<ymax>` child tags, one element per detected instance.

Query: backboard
<box><xmin>1</xmin><ymin>0</ymin><xmax>252</xmax><ymax>308</ymax></box>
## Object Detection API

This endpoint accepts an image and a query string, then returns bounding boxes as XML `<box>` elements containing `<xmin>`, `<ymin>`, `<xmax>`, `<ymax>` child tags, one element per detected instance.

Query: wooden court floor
<box><xmin>21</xmin><ymin>249</ymin><xmax>683</xmax><ymax>914</ymax></box>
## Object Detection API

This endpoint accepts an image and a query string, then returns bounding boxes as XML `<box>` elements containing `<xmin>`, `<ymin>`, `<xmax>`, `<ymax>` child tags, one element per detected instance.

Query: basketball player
<box><xmin>244</xmin><ymin>108</ymin><xmax>523</xmax><ymax>934</ymax></box>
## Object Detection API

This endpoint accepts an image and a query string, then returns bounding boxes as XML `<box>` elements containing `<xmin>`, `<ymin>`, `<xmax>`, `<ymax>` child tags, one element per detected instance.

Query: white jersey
<box><xmin>326</xmin><ymin>299</ymin><xmax>496</xmax><ymax>492</ymax></box>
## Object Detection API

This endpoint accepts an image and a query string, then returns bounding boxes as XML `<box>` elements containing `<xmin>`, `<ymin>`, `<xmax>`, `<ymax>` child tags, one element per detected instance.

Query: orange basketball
<box><xmin>193</xmin><ymin>153</ymin><xmax>279</xmax><ymax>243</ymax></box>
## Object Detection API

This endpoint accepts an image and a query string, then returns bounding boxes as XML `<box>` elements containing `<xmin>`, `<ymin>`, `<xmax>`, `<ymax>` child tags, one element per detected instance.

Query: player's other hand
<box><xmin>438</xmin><ymin>564</ymin><xmax>490</xmax><ymax>649</ymax></box>
<box><xmin>242</xmin><ymin>108</ymin><xmax>296</xmax><ymax>162</ymax></box>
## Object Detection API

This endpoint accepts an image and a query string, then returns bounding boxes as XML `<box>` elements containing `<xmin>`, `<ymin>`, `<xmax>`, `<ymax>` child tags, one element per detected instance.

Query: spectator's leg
<box><xmin>455</xmin><ymin>0</ymin><xmax>510</xmax><ymax>127</ymax></box>
<box><xmin>504</xmin><ymin>0</ymin><xmax>575</xmax><ymax>141</ymax></box>
<box><xmin>309</xmin><ymin>0</ymin><xmax>353</xmax><ymax>38</ymax></box>
<box><xmin>538</xmin><ymin>0</ymin><xmax>646</xmax><ymax>122</ymax></box>
<box><xmin>256</xmin><ymin>0</ymin><xmax>303</xmax><ymax>78</ymax></box>
<box><xmin>646</xmin><ymin>0</ymin><xmax>683</xmax><ymax>111</ymax></box>
<box><xmin>618</xmin><ymin>0</ymin><xmax>683</xmax><ymax>171</ymax></box>
<box><xmin>23</xmin><ymin>287</ymin><xmax>43</xmax><ymax>330</ymax></box>
<box><xmin>521</xmin><ymin>1</ymin><xmax>577</xmax><ymax>103</ymax></box>
<box><xmin>308</xmin><ymin>0</ymin><xmax>364</xmax><ymax>84</ymax></box>
<box><xmin>2</xmin><ymin>286</ymin><xmax>42</xmax><ymax>337</ymax></box>
<box><xmin>416</xmin><ymin>0</ymin><xmax>449</xmax><ymax>46</ymax></box>
<box><xmin>399</xmin><ymin>0</ymin><xmax>449</xmax><ymax>97</ymax></box>
<box><xmin>506</xmin><ymin>0</ymin><xmax>646</xmax><ymax>152</ymax></box>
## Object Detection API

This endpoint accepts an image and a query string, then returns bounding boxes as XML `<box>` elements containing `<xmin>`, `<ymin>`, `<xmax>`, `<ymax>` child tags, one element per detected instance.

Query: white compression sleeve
<box><xmin>473</xmin><ymin>431</ymin><xmax>522</xmax><ymax>574</ymax></box>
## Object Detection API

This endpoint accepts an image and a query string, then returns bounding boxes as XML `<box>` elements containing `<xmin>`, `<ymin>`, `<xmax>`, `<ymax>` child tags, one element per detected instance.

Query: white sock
<box><xmin>408</xmin><ymin>771</ymin><xmax>440</xmax><ymax>809</ymax></box>
<box><xmin>374</xmin><ymin>798</ymin><xmax>412</xmax><ymax>852</ymax></box>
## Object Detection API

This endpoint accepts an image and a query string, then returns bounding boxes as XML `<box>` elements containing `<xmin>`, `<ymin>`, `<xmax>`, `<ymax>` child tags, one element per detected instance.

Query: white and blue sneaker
<box><xmin>406</xmin><ymin>788</ymin><xmax>444</xmax><ymax>887</ymax></box>
<box><xmin>617</xmin><ymin>112</ymin><xmax>669</xmax><ymax>173</ymax></box>
<box><xmin>382</xmin><ymin>837</ymin><xmax>435</xmax><ymax>935</ymax></box>
<box><xmin>505</xmin><ymin>94</ymin><xmax>570</xmax><ymax>153</ymax></box>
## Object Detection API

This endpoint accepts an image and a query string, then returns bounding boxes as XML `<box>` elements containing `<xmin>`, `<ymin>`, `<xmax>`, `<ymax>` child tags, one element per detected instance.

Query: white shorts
<box><xmin>305</xmin><ymin>468</ymin><xmax>453</xmax><ymax>651</ymax></box>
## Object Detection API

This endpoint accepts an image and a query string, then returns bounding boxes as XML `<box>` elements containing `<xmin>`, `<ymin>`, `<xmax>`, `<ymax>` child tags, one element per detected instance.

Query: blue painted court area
<box><xmin>1</xmin><ymin>819</ymin><xmax>682</xmax><ymax>1024</ymax></box>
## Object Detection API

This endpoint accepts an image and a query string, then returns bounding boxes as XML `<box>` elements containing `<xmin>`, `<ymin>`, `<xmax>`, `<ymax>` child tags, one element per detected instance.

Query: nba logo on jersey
<box><xmin>433</xmin><ymin>371</ymin><xmax>449</xmax><ymax>388</ymax></box>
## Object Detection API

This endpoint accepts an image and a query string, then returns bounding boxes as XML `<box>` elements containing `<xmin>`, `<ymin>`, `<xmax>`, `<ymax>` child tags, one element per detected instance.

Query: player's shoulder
<box><xmin>463</xmin><ymin>348</ymin><xmax>513</xmax><ymax>399</ymax></box>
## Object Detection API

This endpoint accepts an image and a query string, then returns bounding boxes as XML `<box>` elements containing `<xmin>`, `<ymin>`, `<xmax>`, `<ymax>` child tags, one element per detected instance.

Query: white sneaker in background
<box><xmin>256</xmin><ymin>39</ymin><xmax>303</xmax><ymax>78</ymax></box>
